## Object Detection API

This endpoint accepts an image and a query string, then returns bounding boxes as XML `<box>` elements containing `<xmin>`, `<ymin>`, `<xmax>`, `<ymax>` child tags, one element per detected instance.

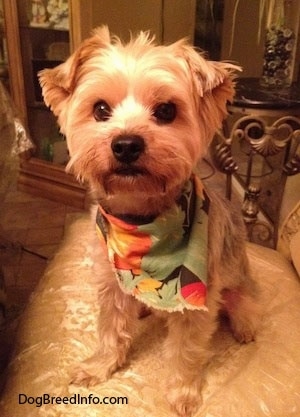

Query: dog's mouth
<box><xmin>102</xmin><ymin>164</ymin><xmax>168</xmax><ymax>197</ymax></box>
<box><xmin>102</xmin><ymin>165</ymin><xmax>150</xmax><ymax>193</ymax></box>
<box><xmin>100</xmin><ymin>160</ymin><xmax>171</xmax><ymax>198</ymax></box>
<box><xmin>114</xmin><ymin>166</ymin><xmax>147</xmax><ymax>177</ymax></box>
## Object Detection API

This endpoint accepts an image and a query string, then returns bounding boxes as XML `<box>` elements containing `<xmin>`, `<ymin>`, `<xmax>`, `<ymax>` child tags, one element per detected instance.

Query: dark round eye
<box><xmin>93</xmin><ymin>100</ymin><xmax>112</xmax><ymax>121</ymax></box>
<box><xmin>153</xmin><ymin>102</ymin><xmax>177</xmax><ymax>124</ymax></box>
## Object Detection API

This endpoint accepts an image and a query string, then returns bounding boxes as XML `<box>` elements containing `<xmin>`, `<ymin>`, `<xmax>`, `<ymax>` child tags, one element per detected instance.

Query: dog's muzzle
<box><xmin>111</xmin><ymin>134</ymin><xmax>145</xmax><ymax>164</ymax></box>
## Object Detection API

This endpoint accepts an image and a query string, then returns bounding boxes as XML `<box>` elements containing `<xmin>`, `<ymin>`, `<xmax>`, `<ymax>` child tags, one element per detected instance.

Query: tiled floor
<box><xmin>0</xmin><ymin>188</ymin><xmax>83</xmax><ymax>313</ymax></box>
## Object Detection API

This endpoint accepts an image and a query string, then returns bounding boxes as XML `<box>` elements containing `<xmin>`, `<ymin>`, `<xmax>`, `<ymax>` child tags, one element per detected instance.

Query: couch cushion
<box><xmin>1</xmin><ymin>216</ymin><xmax>300</xmax><ymax>417</ymax></box>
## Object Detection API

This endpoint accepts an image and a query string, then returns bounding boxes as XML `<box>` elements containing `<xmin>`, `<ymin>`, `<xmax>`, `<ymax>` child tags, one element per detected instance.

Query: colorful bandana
<box><xmin>96</xmin><ymin>175</ymin><xmax>210</xmax><ymax>313</ymax></box>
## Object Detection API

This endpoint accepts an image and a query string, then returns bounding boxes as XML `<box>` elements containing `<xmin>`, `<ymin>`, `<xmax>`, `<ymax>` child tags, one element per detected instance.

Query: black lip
<box><xmin>114</xmin><ymin>167</ymin><xmax>146</xmax><ymax>176</ymax></box>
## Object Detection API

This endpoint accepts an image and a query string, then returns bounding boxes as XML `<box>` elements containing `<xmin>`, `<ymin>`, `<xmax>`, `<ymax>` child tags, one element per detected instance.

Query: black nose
<box><xmin>111</xmin><ymin>135</ymin><xmax>145</xmax><ymax>163</ymax></box>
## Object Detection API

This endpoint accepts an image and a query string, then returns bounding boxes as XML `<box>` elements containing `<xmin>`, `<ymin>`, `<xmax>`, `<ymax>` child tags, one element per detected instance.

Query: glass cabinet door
<box><xmin>194</xmin><ymin>0</ymin><xmax>224</xmax><ymax>60</ymax></box>
<box><xmin>16</xmin><ymin>0</ymin><xmax>70</xmax><ymax>164</ymax></box>
<box><xmin>0</xmin><ymin>0</ymin><xmax>9</xmax><ymax>91</ymax></box>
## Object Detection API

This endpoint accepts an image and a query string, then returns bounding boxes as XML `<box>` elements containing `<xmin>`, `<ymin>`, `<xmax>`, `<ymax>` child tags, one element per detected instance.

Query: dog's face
<box><xmin>39</xmin><ymin>26</ymin><xmax>238</xmax><ymax>216</ymax></box>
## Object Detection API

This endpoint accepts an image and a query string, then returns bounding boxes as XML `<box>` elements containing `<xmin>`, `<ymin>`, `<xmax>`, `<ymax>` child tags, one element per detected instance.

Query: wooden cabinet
<box><xmin>3</xmin><ymin>0</ymin><xmax>195</xmax><ymax>208</ymax></box>
<box><xmin>3</xmin><ymin>0</ymin><xmax>87</xmax><ymax>208</ymax></box>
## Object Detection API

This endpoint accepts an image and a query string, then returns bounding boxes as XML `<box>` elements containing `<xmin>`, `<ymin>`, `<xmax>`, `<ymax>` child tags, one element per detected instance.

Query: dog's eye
<box><xmin>153</xmin><ymin>102</ymin><xmax>177</xmax><ymax>124</ymax></box>
<box><xmin>93</xmin><ymin>100</ymin><xmax>112</xmax><ymax>121</ymax></box>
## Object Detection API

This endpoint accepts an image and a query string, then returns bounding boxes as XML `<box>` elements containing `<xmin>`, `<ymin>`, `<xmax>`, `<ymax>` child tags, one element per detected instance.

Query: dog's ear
<box><xmin>195</xmin><ymin>58</ymin><xmax>241</xmax><ymax>143</ymax></box>
<box><xmin>39</xmin><ymin>26</ymin><xmax>111</xmax><ymax>118</ymax></box>
<box><xmin>170</xmin><ymin>41</ymin><xmax>241</xmax><ymax>141</ymax></box>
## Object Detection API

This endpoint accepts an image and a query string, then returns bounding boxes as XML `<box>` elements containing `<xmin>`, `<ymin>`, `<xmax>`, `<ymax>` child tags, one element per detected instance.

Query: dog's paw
<box><xmin>167</xmin><ymin>380</ymin><xmax>202</xmax><ymax>417</ymax></box>
<box><xmin>231</xmin><ymin>317</ymin><xmax>258</xmax><ymax>343</ymax></box>
<box><xmin>70</xmin><ymin>366</ymin><xmax>102</xmax><ymax>387</ymax></box>
<box><xmin>231</xmin><ymin>319</ymin><xmax>257</xmax><ymax>344</ymax></box>
<box><xmin>70</xmin><ymin>353</ymin><xmax>119</xmax><ymax>387</ymax></box>
<box><xmin>224</xmin><ymin>290</ymin><xmax>262</xmax><ymax>344</ymax></box>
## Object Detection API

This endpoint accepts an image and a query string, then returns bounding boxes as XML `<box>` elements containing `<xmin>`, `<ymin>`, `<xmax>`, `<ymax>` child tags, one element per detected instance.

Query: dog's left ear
<box><xmin>196</xmin><ymin>58</ymin><xmax>241</xmax><ymax>143</ymax></box>
<box><xmin>171</xmin><ymin>41</ymin><xmax>241</xmax><ymax>142</ymax></box>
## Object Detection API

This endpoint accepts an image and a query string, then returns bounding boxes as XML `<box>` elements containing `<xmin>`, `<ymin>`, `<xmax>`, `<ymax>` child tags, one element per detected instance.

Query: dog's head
<box><xmin>39</xmin><ymin>26</ymin><xmax>239</xmax><ymax>216</ymax></box>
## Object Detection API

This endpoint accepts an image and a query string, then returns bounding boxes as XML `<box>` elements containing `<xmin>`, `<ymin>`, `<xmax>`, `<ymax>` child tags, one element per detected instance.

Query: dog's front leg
<box><xmin>165</xmin><ymin>310</ymin><xmax>217</xmax><ymax>417</ymax></box>
<box><xmin>71</xmin><ymin>277</ymin><xmax>139</xmax><ymax>387</ymax></box>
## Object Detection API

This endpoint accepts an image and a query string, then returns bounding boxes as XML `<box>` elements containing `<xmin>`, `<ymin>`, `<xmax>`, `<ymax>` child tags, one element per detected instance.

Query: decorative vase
<box><xmin>47</xmin><ymin>0</ymin><xmax>69</xmax><ymax>30</ymax></box>
<box><xmin>260</xmin><ymin>0</ymin><xmax>297</xmax><ymax>89</ymax></box>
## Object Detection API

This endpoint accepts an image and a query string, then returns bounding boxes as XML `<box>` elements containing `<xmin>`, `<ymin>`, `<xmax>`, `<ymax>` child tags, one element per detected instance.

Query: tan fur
<box><xmin>39</xmin><ymin>27</ymin><xmax>261</xmax><ymax>417</ymax></box>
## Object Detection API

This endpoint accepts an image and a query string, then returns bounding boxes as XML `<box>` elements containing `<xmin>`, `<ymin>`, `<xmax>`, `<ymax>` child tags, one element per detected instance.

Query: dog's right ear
<box><xmin>39</xmin><ymin>26</ymin><xmax>111</xmax><ymax>118</ymax></box>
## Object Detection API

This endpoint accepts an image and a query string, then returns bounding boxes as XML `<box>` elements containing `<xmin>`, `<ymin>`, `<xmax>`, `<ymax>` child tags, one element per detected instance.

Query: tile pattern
<box><xmin>0</xmin><ymin>190</ymin><xmax>83</xmax><ymax>309</ymax></box>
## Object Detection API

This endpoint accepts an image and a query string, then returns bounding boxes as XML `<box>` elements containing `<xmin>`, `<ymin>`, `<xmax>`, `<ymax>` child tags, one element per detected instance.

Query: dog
<box><xmin>39</xmin><ymin>26</ymin><xmax>261</xmax><ymax>417</ymax></box>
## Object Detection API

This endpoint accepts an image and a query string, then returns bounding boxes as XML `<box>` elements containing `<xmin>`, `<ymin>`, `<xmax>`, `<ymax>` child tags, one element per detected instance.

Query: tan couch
<box><xmin>1</xmin><ymin>210</ymin><xmax>300</xmax><ymax>417</ymax></box>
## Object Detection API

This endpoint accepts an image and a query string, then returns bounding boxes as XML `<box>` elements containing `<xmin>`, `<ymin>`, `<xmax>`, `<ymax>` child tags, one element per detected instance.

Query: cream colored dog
<box><xmin>39</xmin><ymin>27</ymin><xmax>261</xmax><ymax>417</ymax></box>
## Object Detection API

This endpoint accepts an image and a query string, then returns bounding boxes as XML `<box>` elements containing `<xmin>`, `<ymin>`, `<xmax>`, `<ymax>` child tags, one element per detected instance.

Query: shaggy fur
<box><xmin>39</xmin><ymin>26</ymin><xmax>261</xmax><ymax>417</ymax></box>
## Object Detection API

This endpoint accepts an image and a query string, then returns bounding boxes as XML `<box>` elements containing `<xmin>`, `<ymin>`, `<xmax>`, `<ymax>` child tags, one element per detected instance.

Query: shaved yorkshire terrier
<box><xmin>39</xmin><ymin>27</ymin><xmax>261</xmax><ymax>417</ymax></box>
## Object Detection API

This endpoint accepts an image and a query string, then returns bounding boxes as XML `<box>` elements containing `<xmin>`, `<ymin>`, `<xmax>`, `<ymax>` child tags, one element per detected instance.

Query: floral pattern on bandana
<box><xmin>96</xmin><ymin>175</ymin><xmax>209</xmax><ymax>312</ymax></box>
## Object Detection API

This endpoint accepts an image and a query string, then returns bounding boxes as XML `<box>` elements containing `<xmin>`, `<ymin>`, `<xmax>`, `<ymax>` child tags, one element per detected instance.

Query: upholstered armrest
<box><xmin>278</xmin><ymin>201</ymin><xmax>300</xmax><ymax>276</ymax></box>
<box><xmin>290</xmin><ymin>231</ymin><xmax>300</xmax><ymax>276</ymax></box>
<box><xmin>1</xmin><ymin>215</ymin><xmax>300</xmax><ymax>417</ymax></box>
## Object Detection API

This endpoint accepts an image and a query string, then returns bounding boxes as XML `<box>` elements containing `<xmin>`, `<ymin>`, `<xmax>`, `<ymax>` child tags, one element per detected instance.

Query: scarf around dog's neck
<box><xmin>96</xmin><ymin>175</ymin><xmax>210</xmax><ymax>313</ymax></box>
